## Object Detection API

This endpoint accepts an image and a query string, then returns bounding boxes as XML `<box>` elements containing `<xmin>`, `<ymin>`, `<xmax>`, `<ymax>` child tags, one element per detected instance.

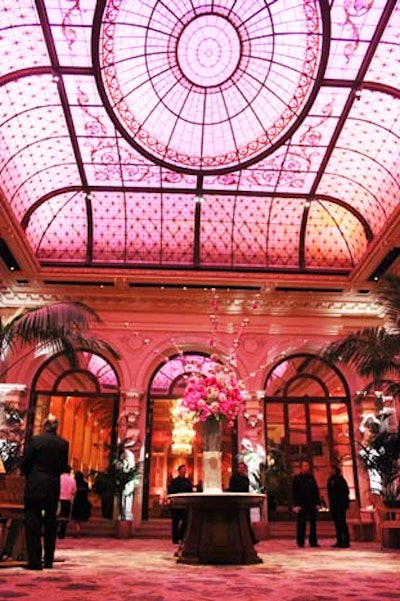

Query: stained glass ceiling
<box><xmin>0</xmin><ymin>0</ymin><xmax>399</xmax><ymax>283</ymax></box>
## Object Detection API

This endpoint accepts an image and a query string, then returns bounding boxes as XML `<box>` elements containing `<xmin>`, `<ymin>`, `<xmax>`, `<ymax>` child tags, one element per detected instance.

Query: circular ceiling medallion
<box><xmin>96</xmin><ymin>1</ymin><xmax>326</xmax><ymax>173</ymax></box>
<box><xmin>177</xmin><ymin>15</ymin><xmax>241</xmax><ymax>87</ymax></box>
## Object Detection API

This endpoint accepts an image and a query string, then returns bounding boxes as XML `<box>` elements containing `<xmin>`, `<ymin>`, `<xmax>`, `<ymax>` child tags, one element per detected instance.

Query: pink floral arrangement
<box><xmin>180</xmin><ymin>364</ymin><xmax>246</xmax><ymax>427</ymax></box>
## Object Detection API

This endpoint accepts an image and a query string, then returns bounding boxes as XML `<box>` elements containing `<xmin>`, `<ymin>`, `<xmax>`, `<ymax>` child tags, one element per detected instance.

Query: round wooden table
<box><xmin>169</xmin><ymin>492</ymin><xmax>265</xmax><ymax>565</ymax></box>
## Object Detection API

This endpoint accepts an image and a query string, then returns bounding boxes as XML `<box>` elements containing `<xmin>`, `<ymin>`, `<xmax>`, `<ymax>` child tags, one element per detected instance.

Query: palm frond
<box><xmin>12</xmin><ymin>301</ymin><xmax>100</xmax><ymax>342</ymax></box>
<box><xmin>362</xmin><ymin>379</ymin><xmax>400</xmax><ymax>399</ymax></box>
<box><xmin>0</xmin><ymin>301</ymin><xmax>100</xmax><ymax>354</ymax></box>
<box><xmin>0</xmin><ymin>301</ymin><xmax>119</xmax><ymax>375</ymax></box>
<box><xmin>66</xmin><ymin>334</ymin><xmax>121</xmax><ymax>361</ymax></box>
<box><xmin>323</xmin><ymin>327</ymin><xmax>400</xmax><ymax>378</ymax></box>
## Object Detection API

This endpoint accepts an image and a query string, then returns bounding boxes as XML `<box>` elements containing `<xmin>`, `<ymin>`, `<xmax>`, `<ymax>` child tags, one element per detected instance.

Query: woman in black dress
<box><xmin>71</xmin><ymin>471</ymin><xmax>91</xmax><ymax>537</ymax></box>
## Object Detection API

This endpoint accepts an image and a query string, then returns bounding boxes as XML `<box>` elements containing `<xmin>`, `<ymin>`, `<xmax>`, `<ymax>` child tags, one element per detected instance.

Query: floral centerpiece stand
<box><xmin>180</xmin><ymin>362</ymin><xmax>245</xmax><ymax>493</ymax></box>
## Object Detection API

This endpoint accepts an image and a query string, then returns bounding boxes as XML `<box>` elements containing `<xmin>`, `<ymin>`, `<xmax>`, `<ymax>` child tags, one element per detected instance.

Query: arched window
<box><xmin>30</xmin><ymin>351</ymin><xmax>120</xmax><ymax>477</ymax></box>
<box><xmin>143</xmin><ymin>352</ymin><xmax>237</xmax><ymax>520</ymax></box>
<box><xmin>262</xmin><ymin>353</ymin><xmax>358</xmax><ymax>511</ymax></box>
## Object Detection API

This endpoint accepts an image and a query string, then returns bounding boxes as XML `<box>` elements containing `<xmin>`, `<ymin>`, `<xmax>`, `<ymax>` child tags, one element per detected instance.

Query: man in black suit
<box><xmin>21</xmin><ymin>415</ymin><xmax>69</xmax><ymax>570</ymax></box>
<box><xmin>228</xmin><ymin>461</ymin><xmax>259</xmax><ymax>545</ymax></box>
<box><xmin>327</xmin><ymin>465</ymin><xmax>350</xmax><ymax>548</ymax></box>
<box><xmin>228</xmin><ymin>460</ymin><xmax>250</xmax><ymax>493</ymax></box>
<box><xmin>167</xmin><ymin>464</ymin><xmax>192</xmax><ymax>550</ymax></box>
<box><xmin>292</xmin><ymin>459</ymin><xmax>321</xmax><ymax>548</ymax></box>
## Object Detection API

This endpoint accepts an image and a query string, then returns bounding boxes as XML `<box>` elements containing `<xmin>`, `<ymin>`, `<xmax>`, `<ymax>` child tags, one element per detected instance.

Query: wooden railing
<box><xmin>0</xmin><ymin>474</ymin><xmax>26</xmax><ymax>564</ymax></box>
<box><xmin>370</xmin><ymin>494</ymin><xmax>400</xmax><ymax>549</ymax></box>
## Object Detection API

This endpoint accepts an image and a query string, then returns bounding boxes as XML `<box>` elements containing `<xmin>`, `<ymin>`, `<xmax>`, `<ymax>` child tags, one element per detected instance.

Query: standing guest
<box><xmin>327</xmin><ymin>465</ymin><xmax>350</xmax><ymax>548</ymax></box>
<box><xmin>21</xmin><ymin>414</ymin><xmax>69</xmax><ymax>570</ymax></box>
<box><xmin>58</xmin><ymin>465</ymin><xmax>77</xmax><ymax>539</ymax></box>
<box><xmin>228</xmin><ymin>461</ymin><xmax>259</xmax><ymax>544</ymax></box>
<box><xmin>168</xmin><ymin>464</ymin><xmax>192</xmax><ymax>552</ymax></box>
<box><xmin>292</xmin><ymin>459</ymin><xmax>321</xmax><ymax>548</ymax></box>
<box><xmin>71</xmin><ymin>471</ymin><xmax>91</xmax><ymax>538</ymax></box>
<box><xmin>228</xmin><ymin>460</ymin><xmax>250</xmax><ymax>492</ymax></box>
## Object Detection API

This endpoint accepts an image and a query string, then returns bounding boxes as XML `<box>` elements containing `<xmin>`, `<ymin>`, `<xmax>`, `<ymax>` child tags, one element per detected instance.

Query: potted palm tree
<box><xmin>322</xmin><ymin>274</ymin><xmax>400</xmax><ymax>501</ymax></box>
<box><xmin>92</xmin><ymin>440</ymin><xmax>140</xmax><ymax>538</ymax></box>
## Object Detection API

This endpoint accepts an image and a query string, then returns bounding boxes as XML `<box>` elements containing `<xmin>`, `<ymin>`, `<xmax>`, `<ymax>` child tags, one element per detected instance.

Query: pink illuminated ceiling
<box><xmin>0</xmin><ymin>0</ymin><xmax>400</xmax><ymax>277</ymax></box>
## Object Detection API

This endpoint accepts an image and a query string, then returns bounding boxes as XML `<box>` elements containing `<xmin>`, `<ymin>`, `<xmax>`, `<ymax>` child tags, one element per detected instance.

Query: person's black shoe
<box><xmin>44</xmin><ymin>555</ymin><xmax>54</xmax><ymax>568</ymax></box>
<box><xmin>297</xmin><ymin>544</ymin><xmax>304</xmax><ymax>548</ymax></box>
<box><xmin>24</xmin><ymin>564</ymin><xmax>43</xmax><ymax>571</ymax></box>
<box><xmin>310</xmin><ymin>543</ymin><xmax>320</xmax><ymax>547</ymax></box>
<box><xmin>331</xmin><ymin>543</ymin><xmax>340</xmax><ymax>547</ymax></box>
<box><xmin>338</xmin><ymin>543</ymin><xmax>350</xmax><ymax>548</ymax></box>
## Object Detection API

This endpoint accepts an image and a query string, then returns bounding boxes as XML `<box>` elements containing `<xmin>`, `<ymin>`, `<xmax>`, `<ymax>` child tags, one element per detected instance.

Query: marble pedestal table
<box><xmin>169</xmin><ymin>492</ymin><xmax>264</xmax><ymax>565</ymax></box>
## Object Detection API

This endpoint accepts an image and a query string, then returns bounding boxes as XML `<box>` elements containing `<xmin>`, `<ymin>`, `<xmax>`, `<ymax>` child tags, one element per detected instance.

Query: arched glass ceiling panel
<box><xmin>46</xmin><ymin>2</ymin><xmax>93</xmax><ymax>68</ymax></box>
<box><xmin>326</xmin><ymin>1</ymin><xmax>389</xmax><ymax>79</ymax></box>
<box><xmin>318</xmin><ymin>155</ymin><xmax>399</xmax><ymax>236</ymax></box>
<box><xmin>202</xmin><ymin>89</ymin><xmax>349</xmax><ymax>195</ymax></box>
<box><xmin>0</xmin><ymin>2</ymin><xmax>49</xmax><ymax>76</ymax></box>
<box><xmin>305</xmin><ymin>202</ymin><xmax>366</xmax><ymax>268</ymax></box>
<box><xmin>91</xmin><ymin>192</ymin><xmax>195</xmax><ymax>266</ymax></box>
<box><xmin>367</xmin><ymin>6</ymin><xmax>400</xmax><ymax>87</ymax></box>
<box><xmin>0</xmin><ymin>0</ymin><xmax>399</xmax><ymax>277</ymax></box>
<box><xmin>0</xmin><ymin>75</ymin><xmax>80</xmax><ymax>218</ymax></box>
<box><xmin>26</xmin><ymin>192</ymin><xmax>88</xmax><ymax>262</ymax></box>
<box><xmin>318</xmin><ymin>90</ymin><xmax>400</xmax><ymax>232</ymax></box>
<box><xmin>200</xmin><ymin>196</ymin><xmax>365</xmax><ymax>270</ymax></box>
<box><xmin>25</xmin><ymin>191</ymin><xmax>366</xmax><ymax>270</ymax></box>
<box><xmin>64</xmin><ymin>75</ymin><xmax>199</xmax><ymax>189</ymax></box>
<box><xmin>26</xmin><ymin>193</ymin><xmax>88</xmax><ymax>263</ymax></box>
<box><xmin>96</xmin><ymin>0</ymin><xmax>326</xmax><ymax>172</ymax></box>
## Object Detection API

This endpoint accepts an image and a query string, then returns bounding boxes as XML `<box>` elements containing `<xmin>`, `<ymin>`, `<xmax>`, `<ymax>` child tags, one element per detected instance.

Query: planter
<box><xmin>114</xmin><ymin>519</ymin><xmax>133</xmax><ymax>539</ymax></box>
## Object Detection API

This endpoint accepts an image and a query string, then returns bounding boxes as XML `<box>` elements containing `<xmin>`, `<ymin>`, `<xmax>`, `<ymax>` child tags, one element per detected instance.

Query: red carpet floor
<box><xmin>0</xmin><ymin>537</ymin><xmax>399</xmax><ymax>601</ymax></box>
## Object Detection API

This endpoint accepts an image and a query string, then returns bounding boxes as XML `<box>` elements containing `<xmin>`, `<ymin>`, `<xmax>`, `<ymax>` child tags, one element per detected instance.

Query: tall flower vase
<box><xmin>201</xmin><ymin>418</ymin><xmax>223</xmax><ymax>493</ymax></box>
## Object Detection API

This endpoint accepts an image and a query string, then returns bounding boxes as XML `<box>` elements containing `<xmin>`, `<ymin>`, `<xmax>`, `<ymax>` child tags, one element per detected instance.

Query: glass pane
<box><xmin>288</xmin><ymin>425</ymin><xmax>307</xmax><ymax>460</ymax></box>
<box><xmin>309</xmin><ymin>403</ymin><xmax>327</xmax><ymax>423</ymax></box>
<box><xmin>330</xmin><ymin>403</ymin><xmax>355</xmax><ymax>499</ymax></box>
<box><xmin>33</xmin><ymin>393</ymin><xmax>114</xmax><ymax>476</ymax></box>
<box><xmin>265</xmin><ymin>402</ymin><xmax>284</xmax><ymax>423</ymax></box>
<box><xmin>264</xmin><ymin>404</ymin><xmax>289</xmax><ymax>509</ymax></box>
<box><xmin>288</xmin><ymin>403</ymin><xmax>306</xmax><ymax>425</ymax></box>
<box><xmin>310</xmin><ymin>423</ymin><xmax>329</xmax><ymax>502</ymax></box>
<box><xmin>330</xmin><ymin>403</ymin><xmax>349</xmax><ymax>424</ymax></box>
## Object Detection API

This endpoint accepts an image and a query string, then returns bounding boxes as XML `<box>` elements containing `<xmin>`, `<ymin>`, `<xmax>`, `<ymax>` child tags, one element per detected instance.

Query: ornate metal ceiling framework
<box><xmin>0</xmin><ymin>0</ymin><xmax>400</xmax><ymax>301</ymax></box>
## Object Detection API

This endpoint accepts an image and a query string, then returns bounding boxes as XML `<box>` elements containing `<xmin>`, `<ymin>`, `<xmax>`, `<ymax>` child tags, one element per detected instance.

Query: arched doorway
<box><xmin>142</xmin><ymin>352</ymin><xmax>238</xmax><ymax>520</ymax></box>
<box><xmin>29</xmin><ymin>350</ymin><xmax>120</xmax><ymax>478</ymax></box>
<box><xmin>262</xmin><ymin>353</ymin><xmax>359</xmax><ymax>513</ymax></box>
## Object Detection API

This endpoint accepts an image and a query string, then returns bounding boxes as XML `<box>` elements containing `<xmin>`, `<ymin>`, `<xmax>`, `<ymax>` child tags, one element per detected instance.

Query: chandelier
<box><xmin>170</xmin><ymin>399</ymin><xmax>196</xmax><ymax>455</ymax></box>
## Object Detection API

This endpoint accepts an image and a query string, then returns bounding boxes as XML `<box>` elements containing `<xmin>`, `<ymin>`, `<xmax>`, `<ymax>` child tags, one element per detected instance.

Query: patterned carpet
<box><xmin>1</xmin><ymin>537</ymin><xmax>399</xmax><ymax>601</ymax></box>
